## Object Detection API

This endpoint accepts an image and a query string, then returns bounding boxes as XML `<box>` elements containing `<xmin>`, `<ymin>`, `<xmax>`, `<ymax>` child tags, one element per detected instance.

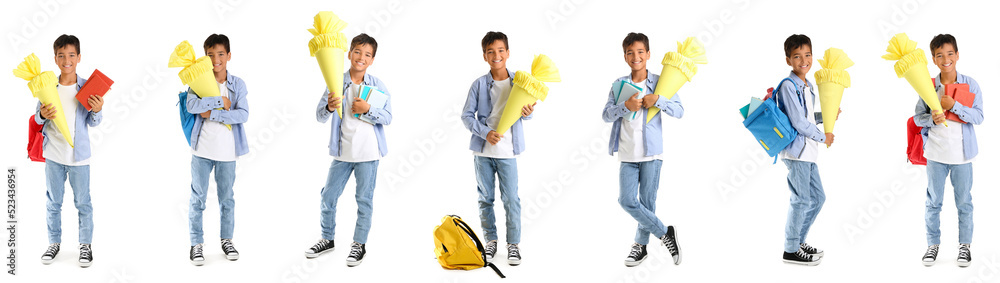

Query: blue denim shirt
<box><xmin>913</xmin><ymin>72</ymin><xmax>983</xmax><ymax>160</ymax></box>
<box><xmin>316</xmin><ymin>72</ymin><xmax>392</xmax><ymax>157</ymax></box>
<box><xmin>186</xmin><ymin>71</ymin><xmax>250</xmax><ymax>157</ymax></box>
<box><xmin>461</xmin><ymin>69</ymin><xmax>533</xmax><ymax>155</ymax></box>
<box><xmin>776</xmin><ymin>71</ymin><xmax>825</xmax><ymax>158</ymax></box>
<box><xmin>602</xmin><ymin>71</ymin><xmax>684</xmax><ymax>156</ymax></box>
<box><xmin>33</xmin><ymin>74</ymin><xmax>103</xmax><ymax>162</ymax></box>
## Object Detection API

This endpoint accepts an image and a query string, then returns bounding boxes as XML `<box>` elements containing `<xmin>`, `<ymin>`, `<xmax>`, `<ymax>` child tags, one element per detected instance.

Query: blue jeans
<box><xmin>320</xmin><ymin>160</ymin><xmax>379</xmax><ymax>244</ymax></box>
<box><xmin>44</xmin><ymin>160</ymin><xmax>93</xmax><ymax>244</ymax></box>
<box><xmin>475</xmin><ymin>156</ymin><xmax>521</xmax><ymax>244</ymax></box>
<box><xmin>189</xmin><ymin>155</ymin><xmax>236</xmax><ymax>246</ymax></box>
<box><xmin>619</xmin><ymin>160</ymin><xmax>667</xmax><ymax>245</ymax></box>
<box><xmin>782</xmin><ymin>159</ymin><xmax>826</xmax><ymax>253</ymax></box>
<box><xmin>925</xmin><ymin>160</ymin><xmax>974</xmax><ymax>245</ymax></box>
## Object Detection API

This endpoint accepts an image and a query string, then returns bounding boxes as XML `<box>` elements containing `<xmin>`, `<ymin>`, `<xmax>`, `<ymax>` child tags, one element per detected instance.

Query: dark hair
<box><xmin>53</xmin><ymin>34</ymin><xmax>80</xmax><ymax>54</ymax></box>
<box><xmin>350</xmin><ymin>33</ymin><xmax>378</xmax><ymax>58</ymax></box>
<box><xmin>203</xmin><ymin>34</ymin><xmax>230</xmax><ymax>53</ymax></box>
<box><xmin>783</xmin><ymin>34</ymin><xmax>811</xmax><ymax>57</ymax></box>
<box><xmin>622</xmin><ymin>32</ymin><xmax>649</xmax><ymax>53</ymax></box>
<box><xmin>930</xmin><ymin>34</ymin><xmax>958</xmax><ymax>53</ymax></box>
<box><xmin>481</xmin><ymin>31</ymin><xmax>508</xmax><ymax>53</ymax></box>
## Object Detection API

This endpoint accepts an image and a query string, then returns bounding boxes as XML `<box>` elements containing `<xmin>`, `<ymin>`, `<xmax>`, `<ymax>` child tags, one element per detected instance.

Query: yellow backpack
<box><xmin>433</xmin><ymin>215</ymin><xmax>505</xmax><ymax>278</ymax></box>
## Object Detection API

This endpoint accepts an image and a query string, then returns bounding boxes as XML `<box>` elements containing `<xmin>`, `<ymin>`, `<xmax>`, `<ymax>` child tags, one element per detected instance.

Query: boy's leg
<box><xmin>782</xmin><ymin>159</ymin><xmax>813</xmax><ymax>253</ymax></box>
<box><xmin>924</xmin><ymin>161</ymin><xmax>949</xmax><ymax>246</ymax></box>
<box><xmin>351</xmin><ymin>160</ymin><xmax>379</xmax><ymax>244</ymax></box>
<box><xmin>475</xmin><ymin>156</ymin><xmax>499</xmax><ymax>242</ymax></box>
<box><xmin>951</xmin><ymin>163</ymin><xmax>974</xmax><ymax>244</ymax></box>
<box><xmin>798</xmin><ymin>162</ymin><xmax>826</xmax><ymax>242</ymax></box>
<box><xmin>495</xmin><ymin>158</ymin><xmax>520</xmax><ymax>244</ymax></box>
<box><xmin>320</xmin><ymin>160</ymin><xmax>354</xmax><ymax>240</ymax></box>
<box><xmin>67</xmin><ymin>165</ymin><xmax>93</xmax><ymax>244</ymax></box>
<box><xmin>189</xmin><ymin>156</ymin><xmax>215</xmax><ymax>246</ymax></box>
<box><xmin>635</xmin><ymin>160</ymin><xmax>664</xmax><ymax>244</ymax></box>
<box><xmin>215</xmin><ymin>161</ymin><xmax>237</xmax><ymax>240</ymax></box>
<box><xmin>619</xmin><ymin>162</ymin><xmax>666</xmax><ymax>245</ymax></box>
<box><xmin>44</xmin><ymin>160</ymin><xmax>69</xmax><ymax>244</ymax></box>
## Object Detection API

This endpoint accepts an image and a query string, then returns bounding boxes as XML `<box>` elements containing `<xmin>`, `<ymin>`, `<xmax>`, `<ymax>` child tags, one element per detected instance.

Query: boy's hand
<box><xmin>940</xmin><ymin>94</ymin><xmax>956</xmax><ymax>110</ymax></box>
<box><xmin>200</xmin><ymin>111</ymin><xmax>211</xmax><ymax>119</ymax></box>
<box><xmin>40</xmin><ymin>103</ymin><xmax>57</xmax><ymax>120</ymax></box>
<box><xmin>352</xmin><ymin>97</ymin><xmax>370</xmax><ymax>114</ymax></box>
<box><xmin>837</xmin><ymin>108</ymin><xmax>842</xmax><ymax>120</ymax></box>
<box><xmin>932</xmin><ymin>111</ymin><xmax>946</xmax><ymax>125</ymax></box>
<box><xmin>88</xmin><ymin>95</ymin><xmax>104</xmax><ymax>113</ymax></box>
<box><xmin>641</xmin><ymin>94</ymin><xmax>659</xmax><ymax>108</ymax></box>
<box><xmin>221</xmin><ymin>96</ymin><xmax>232</xmax><ymax>110</ymax></box>
<box><xmin>327</xmin><ymin>93</ymin><xmax>342</xmax><ymax>112</ymax></box>
<box><xmin>825</xmin><ymin>133</ymin><xmax>834</xmax><ymax>147</ymax></box>
<box><xmin>625</xmin><ymin>93</ymin><xmax>642</xmax><ymax>112</ymax></box>
<box><xmin>522</xmin><ymin>102</ymin><xmax>536</xmax><ymax>117</ymax></box>
<box><xmin>487</xmin><ymin>130</ymin><xmax>502</xmax><ymax>145</ymax></box>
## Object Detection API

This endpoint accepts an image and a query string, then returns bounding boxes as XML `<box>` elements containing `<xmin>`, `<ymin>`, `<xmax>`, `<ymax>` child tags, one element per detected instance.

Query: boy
<box><xmin>776</xmin><ymin>34</ymin><xmax>835</xmax><ymax>266</ymax></box>
<box><xmin>917</xmin><ymin>34</ymin><xmax>983</xmax><ymax>268</ymax></box>
<box><xmin>460</xmin><ymin>31</ymin><xmax>536</xmax><ymax>266</ymax></box>
<box><xmin>601</xmin><ymin>32</ymin><xmax>682</xmax><ymax>267</ymax></box>
<box><xmin>185</xmin><ymin>34</ymin><xmax>249</xmax><ymax>266</ymax></box>
<box><xmin>36</xmin><ymin>34</ymin><xmax>104</xmax><ymax>268</ymax></box>
<box><xmin>305</xmin><ymin>33</ymin><xmax>392</xmax><ymax>267</ymax></box>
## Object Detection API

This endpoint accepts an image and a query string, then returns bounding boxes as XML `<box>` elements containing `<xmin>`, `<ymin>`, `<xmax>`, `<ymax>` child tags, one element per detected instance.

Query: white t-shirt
<box><xmin>781</xmin><ymin>85</ymin><xmax>819</xmax><ymax>163</ymax></box>
<box><xmin>192</xmin><ymin>83</ymin><xmax>237</xmax><ymax>162</ymax></box>
<box><xmin>44</xmin><ymin>84</ymin><xmax>88</xmax><ymax>166</ymax></box>
<box><xmin>335</xmin><ymin>83</ymin><xmax>382</xmax><ymax>162</ymax></box>
<box><xmin>618</xmin><ymin>85</ymin><xmax>662</xmax><ymax>162</ymax></box>
<box><xmin>924</xmin><ymin>86</ymin><xmax>972</xmax><ymax>164</ymax></box>
<box><xmin>474</xmin><ymin>78</ymin><xmax>516</xmax><ymax>159</ymax></box>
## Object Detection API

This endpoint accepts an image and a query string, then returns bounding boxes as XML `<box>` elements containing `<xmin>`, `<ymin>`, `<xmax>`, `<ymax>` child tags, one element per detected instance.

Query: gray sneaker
<box><xmin>78</xmin><ymin>244</ymin><xmax>92</xmax><ymax>267</ymax></box>
<box><xmin>506</xmin><ymin>244</ymin><xmax>521</xmax><ymax>266</ymax></box>
<box><xmin>41</xmin><ymin>243</ymin><xmax>60</xmax><ymax>264</ymax></box>
<box><xmin>484</xmin><ymin>240</ymin><xmax>497</xmax><ymax>263</ymax></box>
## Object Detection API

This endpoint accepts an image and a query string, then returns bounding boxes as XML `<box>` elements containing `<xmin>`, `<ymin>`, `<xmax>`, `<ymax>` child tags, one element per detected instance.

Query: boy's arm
<box><xmin>210</xmin><ymin>84</ymin><xmax>249</xmax><ymax>125</ymax></box>
<box><xmin>913</xmin><ymin>98</ymin><xmax>935</xmax><ymax>127</ymax></box>
<box><xmin>777</xmin><ymin>84</ymin><xmax>825</xmax><ymax>142</ymax></box>
<box><xmin>360</xmin><ymin>81</ymin><xmax>392</xmax><ymax>125</ymax></box>
<box><xmin>949</xmin><ymin>82</ymin><xmax>984</xmax><ymax>125</ymax></box>
<box><xmin>602</xmin><ymin>85</ymin><xmax>628</xmax><ymax>122</ymax></box>
<box><xmin>317</xmin><ymin>89</ymin><xmax>334</xmax><ymax>123</ymax></box>
<box><xmin>185</xmin><ymin>87</ymin><xmax>225</xmax><ymax>114</ymax></box>
<box><xmin>461</xmin><ymin>84</ymin><xmax>491</xmax><ymax>139</ymax></box>
<box><xmin>33</xmin><ymin>102</ymin><xmax>46</xmax><ymax>125</ymax></box>
<box><xmin>86</xmin><ymin>107</ymin><xmax>103</xmax><ymax>127</ymax></box>
<box><xmin>653</xmin><ymin>92</ymin><xmax>684</xmax><ymax>119</ymax></box>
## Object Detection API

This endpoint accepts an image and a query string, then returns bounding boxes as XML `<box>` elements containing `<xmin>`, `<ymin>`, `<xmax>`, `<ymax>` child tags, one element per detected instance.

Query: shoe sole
<box><xmin>79</xmin><ymin>261</ymin><xmax>92</xmax><ymax>268</ymax></box>
<box><xmin>783</xmin><ymin>258</ymin><xmax>821</xmax><ymax>266</ymax></box>
<box><xmin>958</xmin><ymin>261</ymin><xmax>971</xmax><ymax>268</ymax></box>
<box><xmin>347</xmin><ymin>259</ymin><xmax>363</xmax><ymax>267</ymax></box>
<box><xmin>191</xmin><ymin>259</ymin><xmax>205</xmax><ymax>266</ymax></box>
<box><xmin>508</xmin><ymin>259</ymin><xmax>521</xmax><ymax>266</ymax></box>
<box><xmin>486</xmin><ymin>255</ymin><xmax>494</xmax><ymax>263</ymax></box>
<box><xmin>922</xmin><ymin>260</ymin><xmax>935</xmax><ymax>267</ymax></box>
<box><xmin>305</xmin><ymin>247</ymin><xmax>334</xmax><ymax>259</ymax></box>
<box><xmin>226</xmin><ymin>254</ymin><xmax>239</xmax><ymax>260</ymax></box>
<box><xmin>625</xmin><ymin>258</ymin><xmax>645</xmax><ymax>267</ymax></box>
<box><xmin>41</xmin><ymin>258</ymin><xmax>54</xmax><ymax>265</ymax></box>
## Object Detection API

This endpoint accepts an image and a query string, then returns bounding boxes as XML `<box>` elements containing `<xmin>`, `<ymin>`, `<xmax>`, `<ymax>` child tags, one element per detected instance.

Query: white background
<box><xmin>2</xmin><ymin>0</ymin><xmax>999</xmax><ymax>282</ymax></box>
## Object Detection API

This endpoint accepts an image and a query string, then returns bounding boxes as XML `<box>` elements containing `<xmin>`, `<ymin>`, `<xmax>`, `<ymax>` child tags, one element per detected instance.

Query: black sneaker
<box><xmin>783</xmin><ymin>248</ymin><xmax>820</xmax><ymax>266</ymax></box>
<box><xmin>346</xmin><ymin>242</ymin><xmax>366</xmax><ymax>267</ymax></box>
<box><xmin>305</xmin><ymin>239</ymin><xmax>334</xmax><ymax>259</ymax></box>
<box><xmin>660</xmin><ymin>225</ymin><xmax>681</xmax><ymax>265</ymax></box>
<box><xmin>190</xmin><ymin>243</ymin><xmax>205</xmax><ymax>266</ymax></box>
<box><xmin>221</xmin><ymin>239</ymin><xmax>239</xmax><ymax>260</ymax></box>
<box><xmin>800</xmin><ymin>242</ymin><xmax>824</xmax><ymax>257</ymax></box>
<box><xmin>484</xmin><ymin>240</ymin><xmax>497</xmax><ymax>263</ymax></box>
<box><xmin>41</xmin><ymin>243</ymin><xmax>60</xmax><ymax>265</ymax></box>
<box><xmin>958</xmin><ymin>244</ymin><xmax>972</xmax><ymax>268</ymax></box>
<box><xmin>507</xmin><ymin>244</ymin><xmax>521</xmax><ymax>266</ymax></box>
<box><xmin>624</xmin><ymin>243</ymin><xmax>647</xmax><ymax>267</ymax></box>
<box><xmin>922</xmin><ymin>245</ymin><xmax>939</xmax><ymax>266</ymax></box>
<box><xmin>78</xmin><ymin>244</ymin><xmax>92</xmax><ymax>268</ymax></box>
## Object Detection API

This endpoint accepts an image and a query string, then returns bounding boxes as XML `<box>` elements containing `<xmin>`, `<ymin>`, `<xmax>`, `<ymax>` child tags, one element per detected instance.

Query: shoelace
<box><xmin>193</xmin><ymin>244</ymin><xmax>204</xmax><ymax>257</ymax></box>
<box><xmin>222</xmin><ymin>239</ymin><xmax>236</xmax><ymax>253</ymax></box>
<box><xmin>311</xmin><ymin>239</ymin><xmax>330</xmax><ymax>252</ymax></box>
<box><xmin>663</xmin><ymin>236</ymin><xmax>678</xmax><ymax>255</ymax></box>
<box><xmin>795</xmin><ymin>249</ymin><xmax>812</xmax><ymax>260</ymax></box>
<box><xmin>924</xmin><ymin>246</ymin><xmax>939</xmax><ymax>258</ymax></box>
<box><xmin>348</xmin><ymin>243</ymin><xmax>363</xmax><ymax>259</ymax></box>
<box><xmin>79</xmin><ymin>245</ymin><xmax>91</xmax><ymax>259</ymax></box>
<box><xmin>484</xmin><ymin>241</ymin><xmax>497</xmax><ymax>255</ymax></box>
<box><xmin>958</xmin><ymin>245</ymin><xmax>971</xmax><ymax>259</ymax></box>
<box><xmin>507</xmin><ymin>244</ymin><xmax>520</xmax><ymax>258</ymax></box>
<box><xmin>45</xmin><ymin>244</ymin><xmax>59</xmax><ymax>256</ymax></box>
<box><xmin>628</xmin><ymin>244</ymin><xmax>643</xmax><ymax>259</ymax></box>
<box><xmin>801</xmin><ymin>243</ymin><xmax>818</xmax><ymax>254</ymax></box>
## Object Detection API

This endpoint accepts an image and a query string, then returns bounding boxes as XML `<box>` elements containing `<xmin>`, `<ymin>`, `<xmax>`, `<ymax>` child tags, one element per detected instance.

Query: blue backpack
<box><xmin>177</xmin><ymin>91</ymin><xmax>196</xmax><ymax>146</ymax></box>
<box><xmin>743</xmin><ymin>78</ymin><xmax>803</xmax><ymax>163</ymax></box>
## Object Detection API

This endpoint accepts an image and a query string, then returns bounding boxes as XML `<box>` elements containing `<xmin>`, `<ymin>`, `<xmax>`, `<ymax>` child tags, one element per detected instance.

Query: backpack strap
<box><xmin>451</xmin><ymin>216</ymin><xmax>506</xmax><ymax>278</ymax></box>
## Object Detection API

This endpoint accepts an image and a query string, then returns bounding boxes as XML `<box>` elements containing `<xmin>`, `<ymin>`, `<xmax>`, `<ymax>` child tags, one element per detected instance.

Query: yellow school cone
<box><xmin>168</xmin><ymin>41</ymin><xmax>230</xmax><ymax>130</ymax></box>
<box><xmin>882</xmin><ymin>33</ymin><xmax>946</xmax><ymax>127</ymax></box>
<box><xmin>495</xmin><ymin>54</ymin><xmax>561</xmax><ymax>136</ymax></box>
<box><xmin>14</xmin><ymin>54</ymin><xmax>73</xmax><ymax>147</ymax></box>
<box><xmin>308</xmin><ymin>11</ymin><xmax>349</xmax><ymax>119</ymax></box>
<box><xmin>814</xmin><ymin>48</ymin><xmax>853</xmax><ymax>147</ymax></box>
<box><xmin>648</xmin><ymin>37</ymin><xmax>707</xmax><ymax>123</ymax></box>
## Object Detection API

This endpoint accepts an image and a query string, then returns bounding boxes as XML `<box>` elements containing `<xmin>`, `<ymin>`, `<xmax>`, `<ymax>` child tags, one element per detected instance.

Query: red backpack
<box><xmin>906</xmin><ymin>116</ymin><xmax>926</xmax><ymax>165</ymax></box>
<box><xmin>28</xmin><ymin>115</ymin><xmax>45</xmax><ymax>162</ymax></box>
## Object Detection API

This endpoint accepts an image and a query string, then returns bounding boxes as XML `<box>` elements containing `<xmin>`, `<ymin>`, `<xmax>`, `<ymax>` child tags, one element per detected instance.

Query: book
<box><xmin>612</xmin><ymin>80</ymin><xmax>642</xmax><ymax>121</ymax></box>
<box><xmin>76</xmin><ymin>69</ymin><xmax>114</xmax><ymax>111</ymax></box>
<box><xmin>355</xmin><ymin>85</ymin><xmax>388</xmax><ymax>125</ymax></box>
<box><xmin>945</xmin><ymin>83</ymin><xmax>974</xmax><ymax>124</ymax></box>
<box><xmin>747</xmin><ymin>97</ymin><xmax>764</xmax><ymax>116</ymax></box>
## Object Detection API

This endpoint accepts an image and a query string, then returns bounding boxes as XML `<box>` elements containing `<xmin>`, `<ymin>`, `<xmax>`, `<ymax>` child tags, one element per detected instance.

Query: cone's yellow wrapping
<box><xmin>814</xmin><ymin>48</ymin><xmax>853</xmax><ymax>135</ymax></box>
<box><xmin>309</xmin><ymin>11</ymin><xmax>349</xmax><ymax>119</ymax></box>
<box><xmin>495</xmin><ymin>55</ymin><xmax>560</xmax><ymax>135</ymax></box>
<box><xmin>648</xmin><ymin>37</ymin><xmax>707</xmax><ymax>123</ymax></box>
<box><xmin>882</xmin><ymin>33</ymin><xmax>946</xmax><ymax>126</ymax></box>
<box><xmin>169</xmin><ymin>41</ymin><xmax>230</xmax><ymax>130</ymax></box>
<box><xmin>14</xmin><ymin>53</ymin><xmax>73</xmax><ymax>147</ymax></box>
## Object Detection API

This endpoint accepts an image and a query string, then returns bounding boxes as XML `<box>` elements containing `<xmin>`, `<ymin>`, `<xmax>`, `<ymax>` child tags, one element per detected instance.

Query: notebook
<box><xmin>613</xmin><ymin>80</ymin><xmax>642</xmax><ymax>121</ymax></box>
<box><xmin>355</xmin><ymin>85</ymin><xmax>388</xmax><ymax>125</ymax></box>
<box><xmin>945</xmin><ymin>83</ymin><xmax>974</xmax><ymax>124</ymax></box>
<box><xmin>76</xmin><ymin>69</ymin><xmax>114</xmax><ymax>111</ymax></box>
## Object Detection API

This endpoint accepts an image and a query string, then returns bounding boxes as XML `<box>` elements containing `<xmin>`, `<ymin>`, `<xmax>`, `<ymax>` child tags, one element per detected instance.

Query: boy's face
<box><xmin>932</xmin><ymin>43</ymin><xmax>959</xmax><ymax>74</ymax></box>
<box><xmin>349</xmin><ymin>43</ymin><xmax>375</xmax><ymax>73</ymax></box>
<box><xmin>205</xmin><ymin>44</ymin><xmax>230</xmax><ymax>73</ymax></box>
<box><xmin>623</xmin><ymin>41</ymin><xmax>650</xmax><ymax>73</ymax></box>
<box><xmin>786</xmin><ymin>45</ymin><xmax>812</xmax><ymax>78</ymax></box>
<box><xmin>54</xmin><ymin>44</ymin><xmax>80</xmax><ymax>75</ymax></box>
<box><xmin>482</xmin><ymin>40</ymin><xmax>508</xmax><ymax>71</ymax></box>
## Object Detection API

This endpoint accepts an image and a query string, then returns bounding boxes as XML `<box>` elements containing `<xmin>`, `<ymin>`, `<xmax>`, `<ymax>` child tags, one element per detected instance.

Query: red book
<box><xmin>945</xmin><ymin>83</ymin><xmax>974</xmax><ymax>124</ymax></box>
<box><xmin>76</xmin><ymin>69</ymin><xmax>114</xmax><ymax>111</ymax></box>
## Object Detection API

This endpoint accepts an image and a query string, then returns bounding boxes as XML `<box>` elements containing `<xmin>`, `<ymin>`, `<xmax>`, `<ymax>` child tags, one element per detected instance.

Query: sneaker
<box><xmin>40</xmin><ymin>243</ymin><xmax>60</xmax><ymax>265</ymax></box>
<box><xmin>922</xmin><ymin>245</ymin><xmax>939</xmax><ymax>266</ymax></box>
<box><xmin>221</xmin><ymin>239</ymin><xmax>239</xmax><ymax>260</ymax></box>
<box><xmin>958</xmin><ymin>244</ymin><xmax>972</xmax><ymax>267</ymax></box>
<box><xmin>800</xmin><ymin>242</ymin><xmax>824</xmax><ymax>257</ymax></box>
<box><xmin>78</xmin><ymin>244</ymin><xmax>93</xmax><ymax>267</ymax></box>
<box><xmin>783</xmin><ymin>248</ymin><xmax>820</xmax><ymax>266</ymax></box>
<box><xmin>190</xmin><ymin>243</ymin><xmax>205</xmax><ymax>266</ymax></box>
<box><xmin>346</xmin><ymin>242</ymin><xmax>366</xmax><ymax>267</ymax></box>
<box><xmin>305</xmin><ymin>239</ymin><xmax>335</xmax><ymax>259</ymax></box>
<box><xmin>624</xmin><ymin>243</ymin><xmax>648</xmax><ymax>267</ymax></box>
<box><xmin>484</xmin><ymin>240</ymin><xmax>498</xmax><ymax>263</ymax></box>
<box><xmin>507</xmin><ymin>244</ymin><xmax>521</xmax><ymax>266</ymax></box>
<box><xmin>660</xmin><ymin>225</ymin><xmax>681</xmax><ymax>265</ymax></box>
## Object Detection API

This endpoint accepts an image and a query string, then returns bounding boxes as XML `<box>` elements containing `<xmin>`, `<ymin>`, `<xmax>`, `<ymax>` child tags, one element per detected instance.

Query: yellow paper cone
<box><xmin>648</xmin><ymin>37</ymin><xmax>707</xmax><ymax>123</ymax></box>
<box><xmin>818</xmin><ymin>83</ymin><xmax>845</xmax><ymax>134</ymax></box>
<box><xmin>169</xmin><ymin>41</ymin><xmax>230</xmax><ymax>130</ymax></box>
<box><xmin>814</xmin><ymin>48</ymin><xmax>853</xmax><ymax>137</ymax></box>
<box><xmin>882</xmin><ymin>33</ymin><xmax>947</xmax><ymax>127</ymax></box>
<box><xmin>315</xmin><ymin>47</ymin><xmax>345</xmax><ymax>118</ymax></box>
<box><xmin>14</xmin><ymin>54</ymin><xmax>73</xmax><ymax>147</ymax></box>
<box><xmin>495</xmin><ymin>54</ymin><xmax>561</xmax><ymax>135</ymax></box>
<box><xmin>308</xmin><ymin>11</ymin><xmax>349</xmax><ymax>119</ymax></box>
